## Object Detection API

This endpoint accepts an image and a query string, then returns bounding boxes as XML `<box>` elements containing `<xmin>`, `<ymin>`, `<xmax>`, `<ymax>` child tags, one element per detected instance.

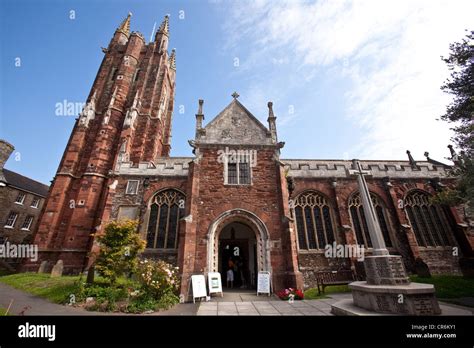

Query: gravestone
<box><xmin>86</xmin><ymin>265</ymin><xmax>95</xmax><ymax>284</ymax></box>
<box><xmin>414</xmin><ymin>258</ymin><xmax>431</xmax><ymax>278</ymax></box>
<box><xmin>38</xmin><ymin>261</ymin><xmax>49</xmax><ymax>274</ymax></box>
<box><xmin>50</xmin><ymin>260</ymin><xmax>63</xmax><ymax>278</ymax></box>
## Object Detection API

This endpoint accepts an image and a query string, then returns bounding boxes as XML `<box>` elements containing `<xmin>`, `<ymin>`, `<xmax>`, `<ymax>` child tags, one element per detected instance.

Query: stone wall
<box><xmin>289</xmin><ymin>174</ymin><xmax>467</xmax><ymax>282</ymax></box>
<box><xmin>298</xmin><ymin>252</ymin><xmax>351</xmax><ymax>289</ymax></box>
<box><xmin>418</xmin><ymin>248</ymin><xmax>461</xmax><ymax>275</ymax></box>
<box><xmin>28</xmin><ymin>17</ymin><xmax>177</xmax><ymax>273</ymax></box>
<box><xmin>178</xmin><ymin>145</ymin><xmax>302</xmax><ymax>293</ymax></box>
<box><xmin>0</xmin><ymin>187</ymin><xmax>45</xmax><ymax>245</ymax></box>
<box><xmin>142</xmin><ymin>249</ymin><xmax>178</xmax><ymax>267</ymax></box>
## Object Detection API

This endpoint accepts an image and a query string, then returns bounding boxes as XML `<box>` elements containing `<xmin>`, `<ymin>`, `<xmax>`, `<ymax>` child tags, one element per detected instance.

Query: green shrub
<box><xmin>126</xmin><ymin>294</ymin><xmax>158</xmax><ymax>313</ymax></box>
<box><xmin>74</xmin><ymin>279</ymin><xmax>129</xmax><ymax>311</ymax></box>
<box><xmin>95</xmin><ymin>220</ymin><xmax>145</xmax><ymax>285</ymax></box>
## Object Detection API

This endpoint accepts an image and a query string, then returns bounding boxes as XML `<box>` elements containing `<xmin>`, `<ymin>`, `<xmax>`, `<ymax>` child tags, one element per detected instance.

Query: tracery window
<box><xmin>348</xmin><ymin>192</ymin><xmax>393</xmax><ymax>248</ymax></box>
<box><xmin>146</xmin><ymin>189</ymin><xmax>185</xmax><ymax>249</ymax></box>
<box><xmin>404</xmin><ymin>190</ymin><xmax>451</xmax><ymax>247</ymax></box>
<box><xmin>293</xmin><ymin>191</ymin><xmax>336</xmax><ymax>250</ymax></box>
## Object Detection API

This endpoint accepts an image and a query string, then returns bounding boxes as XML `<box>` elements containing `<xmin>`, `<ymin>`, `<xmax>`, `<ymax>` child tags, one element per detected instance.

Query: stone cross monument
<box><xmin>332</xmin><ymin>159</ymin><xmax>441</xmax><ymax>315</ymax></box>
<box><xmin>348</xmin><ymin>160</ymin><xmax>389</xmax><ymax>256</ymax></box>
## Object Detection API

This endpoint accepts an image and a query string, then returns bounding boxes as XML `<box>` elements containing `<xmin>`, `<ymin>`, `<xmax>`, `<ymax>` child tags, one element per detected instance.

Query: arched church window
<box><xmin>404</xmin><ymin>190</ymin><xmax>451</xmax><ymax>247</ymax></box>
<box><xmin>348</xmin><ymin>192</ymin><xmax>393</xmax><ymax>248</ymax></box>
<box><xmin>146</xmin><ymin>189</ymin><xmax>185</xmax><ymax>249</ymax></box>
<box><xmin>293</xmin><ymin>191</ymin><xmax>336</xmax><ymax>250</ymax></box>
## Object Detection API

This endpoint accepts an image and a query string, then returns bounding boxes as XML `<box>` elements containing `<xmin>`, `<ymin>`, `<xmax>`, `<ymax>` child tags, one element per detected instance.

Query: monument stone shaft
<box><xmin>331</xmin><ymin>159</ymin><xmax>441</xmax><ymax>315</ymax></box>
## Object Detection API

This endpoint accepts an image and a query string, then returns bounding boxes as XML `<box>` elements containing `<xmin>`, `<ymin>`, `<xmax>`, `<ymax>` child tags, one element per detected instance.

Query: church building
<box><xmin>25</xmin><ymin>14</ymin><xmax>474</xmax><ymax>294</ymax></box>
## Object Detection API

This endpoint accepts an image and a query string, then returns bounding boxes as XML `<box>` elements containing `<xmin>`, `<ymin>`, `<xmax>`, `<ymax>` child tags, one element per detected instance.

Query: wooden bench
<box><xmin>315</xmin><ymin>270</ymin><xmax>355</xmax><ymax>294</ymax></box>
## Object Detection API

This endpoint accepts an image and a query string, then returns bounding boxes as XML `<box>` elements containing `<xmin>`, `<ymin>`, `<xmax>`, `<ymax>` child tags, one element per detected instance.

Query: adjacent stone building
<box><xmin>24</xmin><ymin>15</ymin><xmax>474</xmax><ymax>294</ymax></box>
<box><xmin>0</xmin><ymin>139</ymin><xmax>49</xmax><ymax>270</ymax></box>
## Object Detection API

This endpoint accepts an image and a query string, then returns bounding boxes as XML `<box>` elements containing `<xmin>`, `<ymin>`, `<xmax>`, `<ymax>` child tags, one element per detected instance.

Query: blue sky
<box><xmin>1</xmin><ymin>0</ymin><xmax>473</xmax><ymax>185</ymax></box>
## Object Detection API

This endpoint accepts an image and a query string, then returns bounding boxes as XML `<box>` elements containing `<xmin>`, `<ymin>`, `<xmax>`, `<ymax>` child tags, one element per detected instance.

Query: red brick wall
<box><xmin>291</xmin><ymin>176</ymin><xmax>464</xmax><ymax>284</ymax></box>
<box><xmin>26</xmin><ymin>23</ymin><xmax>176</xmax><ymax>274</ymax></box>
<box><xmin>178</xmin><ymin>146</ymin><xmax>302</xmax><ymax>293</ymax></box>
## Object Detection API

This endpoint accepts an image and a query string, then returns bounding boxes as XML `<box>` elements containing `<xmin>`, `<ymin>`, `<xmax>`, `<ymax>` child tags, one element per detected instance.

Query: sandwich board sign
<box><xmin>257</xmin><ymin>271</ymin><xmax>271</xmax><ymax>296</ymax></box>
<box><xmin>207</xmin><ymin>272</ymin><xmax>223</xmax><ymax>297</ymax></box>
<box><xmin>190</xmin><ymin>275</ymin><xmax>207</xmax><ymax>303</ymax></box>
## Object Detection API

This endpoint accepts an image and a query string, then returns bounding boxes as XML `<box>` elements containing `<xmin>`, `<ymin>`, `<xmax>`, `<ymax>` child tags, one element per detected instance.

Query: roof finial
<box><xmin>231</xmin><ymin>91</ymin><xmax>239</xmax><ymax>99</ymax></box>
<box><xmin>268</xmin><ymin>101</ymin><xmax>275</xmax><ymax>118</ymax></box>
<box><xmin>169</xmin><ymin>48</ymin><xmax>176</xmax><ymax>70</ymax></box>
<box><xmin>158</xmin><ymin>14</ymin><xmax>170</xmax><ymax>35</ymax></box>
<box><xmin>447</xmin><ymin>145</ymin><xmax>457</xmax><ymax>158</ymax></box>
<box><xmin>267</xmin><ymin>101</ymin><xmax>277</xmax><ymax>143</ymax></box>
<box><xmin>195</xmin><ymin>99</ymin><xmax>205</xmax><ymax>139</ymax></box>
<box><xmin>117</xmin><ymin>12</ymin><xmax>132</xmax><ymax>37</ymax></box>
<box><xmin>197</xmin><ymin>99</ymin><xmax>204</xmax><ymax>115</ymax></box>
<box><xmin>406</xmin><ymin>150</ymin><xmax>417</xmax><ymax>169</ymax></box>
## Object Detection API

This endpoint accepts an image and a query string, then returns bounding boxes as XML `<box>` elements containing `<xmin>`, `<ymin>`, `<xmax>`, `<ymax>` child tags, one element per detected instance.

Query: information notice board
<box><xmin>207</xmin><ymin>272</ymin><xmax>223</xmax><ymax>297</ymax></box>
<box><xmin>190</xmin><ymin>275</ymin><xmax>207</xmax><ymax>303</ymax></box>
<box><xmin>257</xmin><ymin>271</ymin><xmax>271</xmax><ymax>296</ymax></box>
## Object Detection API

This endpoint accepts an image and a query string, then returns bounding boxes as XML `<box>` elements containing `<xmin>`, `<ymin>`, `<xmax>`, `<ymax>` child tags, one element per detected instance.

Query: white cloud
<box><xmin>218</xmin><ymin>0</ymin><xmax>473</xmax><ymax>161</ymax></box>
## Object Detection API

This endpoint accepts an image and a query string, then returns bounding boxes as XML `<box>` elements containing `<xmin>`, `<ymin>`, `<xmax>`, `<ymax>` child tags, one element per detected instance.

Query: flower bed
<box><xmin>277</xmin><ymin>288</ymin><xmax>304</xmax><ymax>300</ymax></box>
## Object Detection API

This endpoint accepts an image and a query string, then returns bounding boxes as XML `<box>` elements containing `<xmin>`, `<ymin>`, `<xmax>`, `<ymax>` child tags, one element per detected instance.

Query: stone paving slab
<box><xmin>3</xmin><ymin>282</ymin><xmax>470</xmax><ymax>317</ymax></box>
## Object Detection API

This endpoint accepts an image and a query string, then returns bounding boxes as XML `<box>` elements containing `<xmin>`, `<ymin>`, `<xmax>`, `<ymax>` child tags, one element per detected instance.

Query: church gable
<box><xmin>199</xmin><ymin>99</ymin><xmax>273</xmax><ymax>145</ymax></box>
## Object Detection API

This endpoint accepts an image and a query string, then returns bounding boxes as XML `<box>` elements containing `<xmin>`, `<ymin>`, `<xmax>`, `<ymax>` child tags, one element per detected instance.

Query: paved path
<box><xmin>0</xmin><ymin>282</ymin><xmax>95</xmax><ymax>316</ymax></box>
<box><xmin>0</xmin><ymin>283</ymin><xmax>197</xmax><ymax>316</ymax></box>
<box><xmin>1</xmin><ymin>283</ymin><xmax>472</xmax><ymax>316</ymax></box>
<box><xmin>198</xmin><ymin>294</ymin><xmax>346</xmax><ymax>316</ymax></box>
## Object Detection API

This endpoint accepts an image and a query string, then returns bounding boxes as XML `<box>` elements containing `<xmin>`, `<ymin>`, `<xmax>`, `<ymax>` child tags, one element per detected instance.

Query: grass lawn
<box><xmin>0</xmin><ymin>273</ymin><xmax>81</xmax><ymax>304</ymax></box>
<box><xmin>0</xmin><ymin>269</ymin><xmax>12</xmax><ymax>277</ymax></box>
<box><xmin>304</xmin><ymin>276</ymin><xmax>474</xmax><ymax>302</ymax></box>
<box><xmin>304</xmin><ymin>284</ymin><xmax>350</xmax><ymax>300</ymax></box>
<box><xmin>410</xmin><ymin>275</ymin><xmax>474</xmax><ymax>299</ymax></box>
<box><xmin>0</xmin><ymin>307</ymin><xmax>9</xmax><ymax>315</ymax></box>
<box><xmin>0</xmin><ymin>273</ymin><xmax>136</xmax><ymax>306</ymax></box>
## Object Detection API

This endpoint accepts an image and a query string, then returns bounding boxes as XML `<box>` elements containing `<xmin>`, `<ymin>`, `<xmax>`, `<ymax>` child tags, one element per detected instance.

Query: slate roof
<box><xmin>2</xmin><ymin>169</ymin><xmax>49</xmax><ymax>197</ymax></box>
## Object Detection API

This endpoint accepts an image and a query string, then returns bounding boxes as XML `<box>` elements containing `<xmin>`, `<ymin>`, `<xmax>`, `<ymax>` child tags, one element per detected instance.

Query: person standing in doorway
<box><xmin>226</xmin><ymin>267</ymin><xmax>234</xmax><ymax>288</ymax></box>
<box><xmin>238</xmin><ymin>258</ymin><xmax>247</xmax><ymax>288</ymax></box>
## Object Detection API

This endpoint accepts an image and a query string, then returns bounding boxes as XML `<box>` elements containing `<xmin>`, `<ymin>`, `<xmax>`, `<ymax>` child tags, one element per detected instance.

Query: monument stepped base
<box><xmin>334</xmin><ymin>281</ymin><xmax>441</xmax><ymax>315</ymax></box>
<box><xmin>331</xmin><ymin>298</ymin><xmax>473</xmax><ymax>316</ymax></box>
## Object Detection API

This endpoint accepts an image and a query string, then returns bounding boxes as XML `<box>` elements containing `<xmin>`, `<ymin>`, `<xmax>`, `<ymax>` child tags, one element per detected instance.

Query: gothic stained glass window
<box><xmin>404</xmin><ymin>190</ymin><xmax>452</xmax><ymax>247</ymax></box>
<box><xmin>146</xmin><ymin>190</ymin><xmax>185</xmax><ymax>249</ymax></box>
<box><xmin>348</xmin><ymin>193</ymin><xmax>393</xmax><ymax>248</ymax></box>
<box><xmin>293</xmin><ymin>191</ymin><xmax>337</xmax><ymax>250</ymax></box>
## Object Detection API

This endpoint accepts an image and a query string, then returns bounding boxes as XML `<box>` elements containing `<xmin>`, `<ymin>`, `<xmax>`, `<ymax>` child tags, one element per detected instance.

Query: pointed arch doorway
<box><xmin>219</xmin><ymin>222</ymin><xmax>257</xmax><ymax>288</ymax></box>
<box><xmin>207</xmin><ymin>209</ymin><xmax>271</xmax><ymax>290</ymax></box>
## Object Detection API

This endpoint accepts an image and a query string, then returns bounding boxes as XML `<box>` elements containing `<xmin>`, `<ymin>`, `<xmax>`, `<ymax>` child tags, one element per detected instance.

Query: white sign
<box><xmin>257</xmin><ymin>271</ymin><xmax>271</xmax><ymax>296</ymax></box>
<box><xmin>207</xmin><ymin>272</ymin><xmax>223</xmax><ymax>297</ymax></box>
<box><xmin>190</xmin><ymin>275</ymin><xmax>207</xmax><ymax>303</ymax></box>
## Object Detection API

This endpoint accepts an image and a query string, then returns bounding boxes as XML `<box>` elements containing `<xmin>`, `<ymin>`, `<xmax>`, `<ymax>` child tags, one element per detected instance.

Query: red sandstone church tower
<box><xmin>25</xmin><ymin>14</ymin><xmax>176</xmax><ymax>273</ymax></box>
